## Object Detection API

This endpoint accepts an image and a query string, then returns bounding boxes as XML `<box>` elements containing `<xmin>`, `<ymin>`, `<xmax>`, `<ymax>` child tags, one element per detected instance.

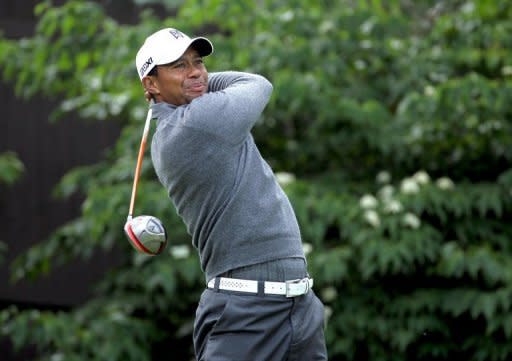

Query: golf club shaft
<box><xmin>127</xmin><ymin>101</ymin><xmax>154</xmax><ymax>220</ymax></box>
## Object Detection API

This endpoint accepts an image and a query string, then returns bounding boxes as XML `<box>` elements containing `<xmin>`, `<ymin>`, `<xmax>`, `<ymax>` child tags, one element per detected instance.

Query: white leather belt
<box><xmin>207</xmin><ymin>277</ymin><xmax>313</xmax><ymax>297</ymax></box>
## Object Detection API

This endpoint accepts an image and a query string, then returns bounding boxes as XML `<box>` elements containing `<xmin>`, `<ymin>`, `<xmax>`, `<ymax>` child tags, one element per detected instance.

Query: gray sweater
<box><xmin>150</xmin><ymin>71</ymin><xmax>305</xmax><ymax>281</ymax></box>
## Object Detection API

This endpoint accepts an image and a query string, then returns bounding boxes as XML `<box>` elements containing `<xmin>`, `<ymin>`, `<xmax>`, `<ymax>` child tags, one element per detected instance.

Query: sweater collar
<box><xmin>151</xmin><ymin>101</ymin><xmax>177</xmax><ymax>119</ymax></box>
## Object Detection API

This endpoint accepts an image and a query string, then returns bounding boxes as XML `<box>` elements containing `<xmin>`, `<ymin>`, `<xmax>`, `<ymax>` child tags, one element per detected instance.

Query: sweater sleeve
<box><xmin>188</xmin><ymin>71</ymin><xmax>273</xmax><ymax>144</ymax></box>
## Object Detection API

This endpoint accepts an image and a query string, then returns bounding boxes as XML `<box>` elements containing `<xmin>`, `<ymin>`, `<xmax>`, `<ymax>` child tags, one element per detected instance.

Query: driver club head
<box><xmin>124</xmin><ymin>215</ymin><xmax>168</xmax><ymax>255</ymax></box>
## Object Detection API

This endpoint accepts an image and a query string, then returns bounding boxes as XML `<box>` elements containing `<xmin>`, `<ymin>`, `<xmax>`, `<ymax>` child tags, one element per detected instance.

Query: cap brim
<box><xmin>154</xmin><ymin>37</ymin><xmax>214</xmax><ymax>67</ymax></box>
<box><xmin>189</xmin><ymin>37</ymin><xmax>214</xmax><ymax>58</ymax></box>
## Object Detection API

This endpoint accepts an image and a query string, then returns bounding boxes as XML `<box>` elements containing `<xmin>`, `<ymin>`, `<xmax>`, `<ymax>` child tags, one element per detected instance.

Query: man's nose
<box><xmin>188</xmin><ymin>63</ymin><xmax>202</xmax><ymax>77</ymax></box>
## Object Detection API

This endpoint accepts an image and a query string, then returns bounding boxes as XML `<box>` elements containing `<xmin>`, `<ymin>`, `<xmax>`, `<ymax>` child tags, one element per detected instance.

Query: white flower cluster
<box><xmin>360</xmin><ymin>170</ymin><xmax>449</xmax><ymax>229</ymax></box>
<box><xmin>302</xmin><ymin>242</ymin><xmax>313</xmax><ymax>256</ymax></box>
<box><xmin>275</xmin><ymin>172</ymin><xmax>296</xmax><ymax>186</ymax></box>
<box><xmin>378</xmin><ymin>185</ymin><xmax>394</xmax><ymax>200</ymax></box>
<box><xmin>359</xmin><ymin>194</ymin><xmax>378</xmax><ymax>209</ymax></box>
<box><xmin>361</xmin><ymin>170</ymin><xmax>457</xmax><ymax>229</ymax></box>
<box><xmin>376</xmin><ymin>170</ymin><xmax>391</xmax><ymax>184</ymax></box>
<box><xmin>364</xmin><ymin>209</ymin><xmax>381</xmax><ymax>228</ymax></box>
<box><xmin>384</xmin><ymin>199</ymin><xmax>403</xmax><ymax>214</ymax></box>
<box><xmin>400</xmin><ymin>170</ymin><xmax>430</xmax><ymax>194</ymax></box>
<box><xmin>401</xmin><ymin>178</ymin><xmax>420</xmax><ymax>194</ymax></box>
<box><xmin>436</xmin><ymin>177</ymin><xmax>454</xmax><ymax>190</ymax></box>
<box><xmin>400</xmin><ymin>170</ymin><xmax>456</xmax><ymax>194</ymax></box>
<box><xmin>169</xmin><ymin>245</ymin><xmax>190</xmax><ymax>259</ymax></box>
<box><xmin>403</xmin><ymin>212</ymin><xmax>421</xmax><ymax>229</ymax></box>
<box><xmin>424</xmin><ymin>85</ymin><xmax>436</xmax><ymax>97</ymax></box>
<box><xmin>321</xmin><ymin>287</ymin><xmax>338</xmax><ymax>302</ymax></box>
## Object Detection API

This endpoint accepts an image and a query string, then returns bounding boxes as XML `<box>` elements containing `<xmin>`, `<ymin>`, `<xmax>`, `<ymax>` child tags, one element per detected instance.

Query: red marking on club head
<box><xmin>124</xmin><ymin>221</ymin><xmax>159</xmax><ymax>255</ymax></box>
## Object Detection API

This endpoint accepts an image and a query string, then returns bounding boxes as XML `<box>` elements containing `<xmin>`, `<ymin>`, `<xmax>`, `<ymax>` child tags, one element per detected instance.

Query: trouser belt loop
<box><xmin>257</xmin><ymin>280</ymin><xmax>265</xmax><ymax>297</ymax></box>
<box><xmin>213</xmin><ymin>277</ymin><xmax>221</xmax><ymax>292</ymax></box>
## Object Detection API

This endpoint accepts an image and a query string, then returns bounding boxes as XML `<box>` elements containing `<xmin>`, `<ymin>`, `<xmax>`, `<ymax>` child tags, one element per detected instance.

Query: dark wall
<box><xmin>0</xmin><ymin>1</ymin><xmax>127</xmax><ymax>307</ymax></box>
<box><xmin>0</xmin><ymin>0</ymin><xmax>169</xmax><ymax>307</ymax></box>
<box><xmin>0</xmin><ymin>2</ymin><xmax>174</xmax><ymax>359</ymax></box>
<box><xmin>0</xmin><ymin>83</ymin><xmax>123</xmax><ymax>306</ymax></box>
<box><xmin>0</xmin><ymin>2</ymin><xmax>127</xmax><ymax>360</ymax></box>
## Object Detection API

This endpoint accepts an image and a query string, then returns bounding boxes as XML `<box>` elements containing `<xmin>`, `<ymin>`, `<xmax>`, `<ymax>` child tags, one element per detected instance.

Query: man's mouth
<box><xmin>188</xmin><ymin>83</ymin><xmax>206</xmax><ymax>93</ymax></box>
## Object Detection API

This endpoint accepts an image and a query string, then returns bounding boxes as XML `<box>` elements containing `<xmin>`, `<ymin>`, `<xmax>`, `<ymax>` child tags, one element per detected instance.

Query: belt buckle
<box><xmin>285</xmin><ymin>278</ymin><xmax>309</xmax><ymax>298</ymax></box>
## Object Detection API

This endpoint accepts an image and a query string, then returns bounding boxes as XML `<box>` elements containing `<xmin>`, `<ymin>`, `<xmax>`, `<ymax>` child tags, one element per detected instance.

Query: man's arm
<box><xmin>190</xmin><ymin>71</ymin><xmax>273</xmax><ymax>144</ymax></box>
<box><xmin>207</xmin><ymin>71</ymin><xmax>270</xmax><ymax>93</ymax></box>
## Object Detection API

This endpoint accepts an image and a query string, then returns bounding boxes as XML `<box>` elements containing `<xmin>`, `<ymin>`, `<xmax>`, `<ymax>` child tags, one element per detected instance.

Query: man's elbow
<box><xmin>257</xmin><ymin>75</ymin><xmax>273</xmax><ymax>100</ymax></box>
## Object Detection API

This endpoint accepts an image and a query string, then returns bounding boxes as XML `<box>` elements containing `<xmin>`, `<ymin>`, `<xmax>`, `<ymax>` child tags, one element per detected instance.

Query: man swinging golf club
<box><xmin>135</xmin><ymin>28</ymin><xmax>328</xmax><ymax>360</ymax></box>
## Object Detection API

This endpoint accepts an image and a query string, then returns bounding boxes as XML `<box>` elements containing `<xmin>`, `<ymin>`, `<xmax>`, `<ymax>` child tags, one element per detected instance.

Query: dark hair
<box><xmin>147</xmin><ymin>66</ymin><xmax>158</xmax><ymax>77</ymax></box>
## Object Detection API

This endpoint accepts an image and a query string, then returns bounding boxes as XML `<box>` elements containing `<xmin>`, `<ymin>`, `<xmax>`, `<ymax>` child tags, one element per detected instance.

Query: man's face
<box><xmin>150</xmin><ymin>47</ymin><xmax>208</xmax><ymax>105</ymax></box>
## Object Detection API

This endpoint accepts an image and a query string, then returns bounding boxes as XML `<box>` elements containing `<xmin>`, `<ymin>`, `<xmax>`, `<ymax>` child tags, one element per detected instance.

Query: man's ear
<box><xmin>142</xmin><ymin>76</ymin><xmax>159</xmax><ymax>98</ymax></box>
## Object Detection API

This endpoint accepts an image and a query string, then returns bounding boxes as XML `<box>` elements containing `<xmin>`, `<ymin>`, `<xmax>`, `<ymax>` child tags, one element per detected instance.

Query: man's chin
<box><xmin>187</xmin><ymin>91</ymin><xmax>206</xmax><ymax>102</ymax></box>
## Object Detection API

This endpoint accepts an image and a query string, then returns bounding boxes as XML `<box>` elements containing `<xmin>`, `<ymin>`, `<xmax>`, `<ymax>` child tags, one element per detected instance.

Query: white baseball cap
<box><xmin>135</xmin><ymin>28</ymin><xmax>213</xmax><ymax>80</ymax></box>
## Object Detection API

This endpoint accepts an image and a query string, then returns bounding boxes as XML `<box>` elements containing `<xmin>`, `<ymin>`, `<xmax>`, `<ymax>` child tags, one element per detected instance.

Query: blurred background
<box><xmin>1</xmin><ymin>1</ymin><xmax>512</xmax><ymax>360</ymax></box>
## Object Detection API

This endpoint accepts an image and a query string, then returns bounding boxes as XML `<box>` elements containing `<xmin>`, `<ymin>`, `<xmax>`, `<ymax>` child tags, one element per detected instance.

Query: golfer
<box><xmin>136</xmin><ymin>28</ymin><xmax>327</xmax><ymax>360</ymax></box>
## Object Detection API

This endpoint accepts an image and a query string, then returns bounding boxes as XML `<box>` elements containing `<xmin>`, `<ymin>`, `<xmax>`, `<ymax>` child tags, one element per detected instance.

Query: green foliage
<box><xmin>0</xmin><ymin>151</ymin><xmax>24</xmax><ymax>264</ymax></box>
<box><xmin>1</xmin><ymin>0</ymin><xmax>512</xmax><ymax>360</ymax></box>
<box><xmin>1</xmin><ymin>303</ymin><xmax>163</xmax><ymax>361</ymax></box>
<box><xmin>0</xmin><ymin>151</ymin><xmax>24</xmax><ymax>186</ymax></box>
<box><xmin>132</xmin><ymin>0</ymin><xmax>185</xmax><ymax>8</ymax></box>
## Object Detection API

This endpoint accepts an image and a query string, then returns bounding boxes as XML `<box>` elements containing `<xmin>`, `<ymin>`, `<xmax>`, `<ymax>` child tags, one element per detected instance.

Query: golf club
<box><xmin>124</xmin><ymin>100</ymin><xmax>167</xmax><ymax>255</ymax></box>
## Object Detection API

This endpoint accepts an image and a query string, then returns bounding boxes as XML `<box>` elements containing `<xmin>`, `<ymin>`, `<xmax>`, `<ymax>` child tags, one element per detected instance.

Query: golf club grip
<box><xmin>128</xmin><ymin>103</ymin><xmax>154</xmax><ymax>219</ymax></box>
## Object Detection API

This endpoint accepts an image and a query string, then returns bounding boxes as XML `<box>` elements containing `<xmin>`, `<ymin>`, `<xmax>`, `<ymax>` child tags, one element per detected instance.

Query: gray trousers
<box><xmin>193</xmin><ymin>259</ymin><xmax>328</xmax><ymax>361</ymax></box>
